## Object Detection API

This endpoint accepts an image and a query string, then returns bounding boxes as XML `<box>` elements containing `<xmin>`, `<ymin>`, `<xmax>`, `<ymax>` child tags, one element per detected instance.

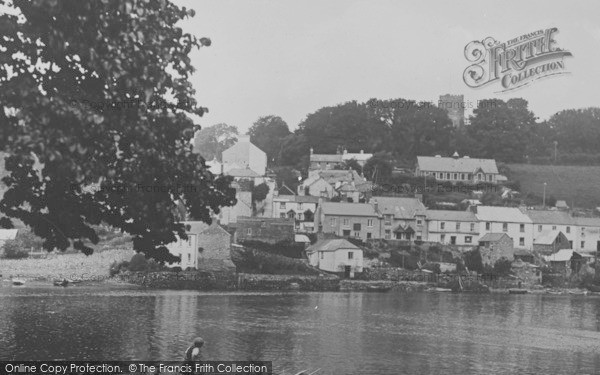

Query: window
<box><xmin>446</xmin><ymin>173</ymin><xmax>451</xmax><ymax>179</ymax></box>
<box><xmin>569</xmin><ymin>240</ymin><xmax>573</xmax><ymax>248</ymax></box>
<box><xmin>298</xmin><ymin>203</ymin><xmax>303</xmax><ymax>210</ymax></box>
<box><xmin>453</xmin><ymin>173</ymin><xmax>458</xmax><ymax>180</ymax></box>
<box><xmin>470</xmin><ymin>223</ymin><xmax>475</xmax><ymax>232</ymax></box>
<box><xmin>353</xmin><ymin>223</ymin><xmax>361</xmax><ymax>231</ymax></box>
<box><xmin>385</xmin><ymin>230</ymin><xmax>391</xmax><ymax>240</ymax></box>
<box><xmin>384</xmin><ymin>215</ymin><xmax>392</xmax><ymax>225</ymax></box>
<box><xmin>519</xmin><ymin>237</ymin><xmax>524</xmax><ymax>246</ymax></box>
<box><xmin>566</xmin><ymin>226</ymin><xmax>570</xmax><ymax>233</ymax></box>
<box><xmin>486</xmin><ymin>222</ymin><xmax>491</xmax><ymax>230</ymax></box>
<box><xmin>581</xmin><ymin>241</ymin><xmax>585</xmax><ymax>248</ymax></box>
<box><xmin>440</xmin><ymin>222</ymin><xmax>445</xmax><ymax>230</ymax></box>
<box><xmin>417</xmin><ymin>219</ymin><xmax>422</xmax><ymax>225</ymax></box>
<box><xmin>440</xmin><ymin>234</ymin><xmax>446</xmax><ymax>243</ymax></box>
<box><xmin>280</xmin><ymin>202</ymin><xmax>286</xmax><ymax>209</ymax></box>
<box><xmin>343</xmin><ymin>218</ymin><xmax>349</xmax><ymax>226</ymax></box>
<box><xmin>330</xmin><ymin>217</ymin><xmax>336</xmax><ymax>226</ymax></box>
<box><xmin>367</xmin><ymin>232</ymin><xmax>372</xmax><ymax>239</ymax></box>
<box><xmin>456</xmin><ymin>222</ymin><xmax>460</xmax><ymax>231</ymax></box>
<box><xmin>297</xmin><ymin>213</ymin><xmax>303</xmax><ymax>221</ymax></box>
<box><xmin>467</xmin><ymin>173</ymin><xmax>472</xmax><ymax>180</ymax></box>
<box><xmin>465</xmin><ymin>236</ymin><xmax>472</xmax><ymax>243</ymax></box>
<box><xmin>348</xmin><ymin>252</ymin><xmax>354</xmax><ymax>260</ymax></box>
<box><xmin>354</xmin><ymin>231</ymin><xmax>360</xmax><ymax>238</ymax></box>
<box><xmin>342</xmin><ymin>230</ymin><xmax>351</xmax><ymax>236</ymax></box>
<box><xmin>461</xmin><ymin>173</ymin><xmax>465</xmax><ymax>180</ymax></box>
<box><xmin>367</xmin><ymin>219</ymin><xmax>373</xmax><ymax>227</ymax></box>
<box><xmin>538</xmin><ymin>225</ymin><xmax>542</xmax><ymax>232</ymax></box>
<box><xmin>477</xmin><ymin>173</ymin><xmax>482</xmax><ymax>180</ymax></box>
<box><xmin>520</xmin><ymin>224</ymin><xmax>525</xmax><ymax>233</ymax></box>
<box><xmin>280</xmin><ymin>213</ymin><xmax>286</xmax><ymax>218</ymax></box>
<box><xmin>552</xmin><ymin>225</ymin><xmax>557</xmax><ymax>230</ymax></box>
<box><xmin>502</xmin><ymin>223</ymin><xmax>508</xmax><ymax>232</ymax></box>
<box><xmin>188</xmin><ymin>254</ymin><xmax>191</xmax><ymax>261</ymax></box>
<box><xmin>416</xmin><ymin>235</ymin><xmax>422</xmax><ymax>241</ymax></box>
<box><xmin>488</xmin><ymin>175</ymin><xmax>492</xmax><ymax>181</ymax></box>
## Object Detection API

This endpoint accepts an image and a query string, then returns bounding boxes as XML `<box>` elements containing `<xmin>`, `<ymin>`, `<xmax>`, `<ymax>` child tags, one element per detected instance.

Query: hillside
<box><xmin>507</xmin><ymin>164</ymin><xmax>600</xmax><ymax>209</ymax></box>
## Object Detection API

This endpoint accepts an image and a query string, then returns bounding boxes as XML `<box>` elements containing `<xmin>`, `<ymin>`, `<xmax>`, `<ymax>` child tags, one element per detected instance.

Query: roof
<box><xmin>222</xmin><ymin>138</ymin><xmax>266</xmax><ymax>158</ymax></box>
<box><xmin>226</xmin><ymin>168</ymin><xmax>260</xmax><ymax>178</ymax></box>
<box><xmin>479</xmin><ymin>233</ymin><xmax>511</xmax><ymax>242</ymax></box>
<box><xmin>295</xmin><ymin>234</ymin><xmax>311</xmax><ymax>243</ymax></box>
<box><xmin>426</xmin><ymin>210</ymin><xmax>477</xmax><ymax>222</ymax></box>
<box><xmin>475</xmin><ymin>206</ymin><xmax>532</xmax><ymax>223</ymax></box>
<box><xmin>544</xmin><ymin>249</ymin><xmax>576</xmax><ymax>262</ymax></box>
<box><xmin>373</xmin><ymin>197</ymin><xmax>426</xmax><ymax>219</ymax></box>
<box><xmin>310</xmin><ymin>154</ymin><xmax>343</xmax><ymax>163</ymax></box>
<box><xmin>306</xmin><ymin>239</ymin><xmax>360</xmax><ymax>253</ymax></box>
<box><xmin>318</xmin><ymin>170</ymin><xmax>365</xmax><ymax>184</ymax></box>
<box><xmin>525</xmin><ymin>210</ymin><xmax>574</xmax><ymax>225</ymax></box>
<box><xmin>555</xmin><ymin>200</ymin><xmax>569</xmax><ymax>208</ymax></box>
<box><xmin>274</xmin><ymin>195</ymin><xmax>320</xmax><ymax>204</ymax></box>
<box><xmin>0</xmin><ymin>229</ymin><xmax>18</xmax><ymax>241</ymax></box>
<box><xmin>534</xmin><ymin>230</ymin><xmax>566</xmax><ymax>245</ymax></box>
<box><xmin>342</xmin><ymin>152</ymin><xmax>372</xmax><ymax>162</ymax></box>
<box><xmin>417</xmin><ymin>155</ymin><xmax>499</xmax><ymax>174</ymax></box>
<box><xmin>321</xmin><ymin>202</ymin><xmax>377</xmax><ymax>217</ymax></box>
<box><xmin>236</xmin><ymin>216</ymin><xmax>295</xmax><ymax>226</ymax></box>
<box><xmin>573</xmin><ymin>217</ymin><xmax>600</xmax><ymax>227</ymax></box>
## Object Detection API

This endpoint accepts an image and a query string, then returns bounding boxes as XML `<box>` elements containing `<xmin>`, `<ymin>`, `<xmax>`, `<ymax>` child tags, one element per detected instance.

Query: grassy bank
<box><xmin>507</xmin><ymin>164</ymin><xmax>600</xmax><ymax>209</ymax></box>
<box><xmin>0</xmin><ymin>249</ymin><xmax>135</xmax><ymax>281</ymax></box>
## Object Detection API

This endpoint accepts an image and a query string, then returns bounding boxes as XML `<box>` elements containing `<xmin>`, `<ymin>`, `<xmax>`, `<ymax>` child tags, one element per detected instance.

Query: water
<box><xmin>1</xmin><ymin>284</ymin><xmax>600</xmax><ymax>374</ymax></box>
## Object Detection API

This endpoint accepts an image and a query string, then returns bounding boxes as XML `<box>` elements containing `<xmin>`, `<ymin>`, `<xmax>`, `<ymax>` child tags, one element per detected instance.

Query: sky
<box><xmin>175</xmin><ymin>0</ymin><xmax>600</xmax><ymax>133</ymax></box>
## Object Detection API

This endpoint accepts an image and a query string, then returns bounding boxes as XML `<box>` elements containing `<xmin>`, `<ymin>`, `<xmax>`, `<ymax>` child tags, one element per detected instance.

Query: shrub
<box><xmin>240</xmin><ymin>240</ymin><xmax>306</xmax><ymax>259</ymax></box>
<box><xmin>492</xmin><ymin>258</ymin><xmax>513</xmax><ymax>276</ymax></box>
<box><xmin>128</xmin><ymin>253</ymin><xmax>149</xmax><ymax>272</ymax></box>
<box><xmin>463</xmin><ymin>248</ymin><xmax>484</xmax><ymax>273</ymax></box>
<box><xmin>2</xmin><ymin>240</ymin><xmax>29</xmax><ymax>259</ymax></box>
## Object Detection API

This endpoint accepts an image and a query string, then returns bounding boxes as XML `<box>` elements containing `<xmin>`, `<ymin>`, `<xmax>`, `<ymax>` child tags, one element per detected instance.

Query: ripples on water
<box><xmin>1</xmin><ymin>284</ymin><xmax>600</xmax><ymax>374</ymax></box>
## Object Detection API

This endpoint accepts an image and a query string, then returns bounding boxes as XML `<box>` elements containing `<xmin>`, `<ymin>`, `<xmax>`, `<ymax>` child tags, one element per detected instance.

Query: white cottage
<box><xmin>221</xmin><ymin>136</ymin><xmax>267</xmax><ymax>176</ymax></box>
<box><xmin>306</xmin><ymin>239</ymin><xmax>363</xmax><ymax>275</ymax></box>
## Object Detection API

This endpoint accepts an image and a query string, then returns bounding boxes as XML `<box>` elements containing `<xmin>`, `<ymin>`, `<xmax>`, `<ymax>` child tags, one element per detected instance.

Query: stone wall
<box><xmin>117</xmin><ymin>270</ymin><xmax>237</xmax><ymax>290</ymax></box>
<box><xmin>237</xmin><ymin>273</ymin><xmax>340</xmax><ymax>291</ymax></box>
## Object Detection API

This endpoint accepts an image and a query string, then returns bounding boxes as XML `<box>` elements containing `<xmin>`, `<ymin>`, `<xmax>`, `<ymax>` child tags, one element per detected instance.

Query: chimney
<box><xmin>343</xmin><ymin>148</ymin><xmax>347</xmax><ymax>155</ymax></box>
<box><xmin>452</xmin><ymin>151</ymin><xmax>459</xmax><ymax>158</ymax></box>
<box><xmin>360</xmin><ymin>150</ymin><xmax>364</xmax><ymax>154</ymax></box>
<box><xmin>373</xmin><ymin>199</ymin><xmax>379</xmax><ymax>213</ymax></box>
<box><xmin>310</xmin><ymin>147</ymin><xmax>313</xmax><ymax>155</ymax></box>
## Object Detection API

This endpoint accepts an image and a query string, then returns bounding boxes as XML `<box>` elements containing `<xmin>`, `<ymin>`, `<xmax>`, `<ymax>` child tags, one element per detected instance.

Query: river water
<box><xmin>1</xmin><ymin>284</ymin><xmax>600</xmax><ymax>374</ymax></box>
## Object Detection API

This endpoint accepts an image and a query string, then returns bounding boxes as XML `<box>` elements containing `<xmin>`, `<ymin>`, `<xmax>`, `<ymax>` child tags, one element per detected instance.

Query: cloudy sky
<box><xmin>177</xmin><ymin>0</ymin><xmax>600</xmax><ymax>132</ymax></box>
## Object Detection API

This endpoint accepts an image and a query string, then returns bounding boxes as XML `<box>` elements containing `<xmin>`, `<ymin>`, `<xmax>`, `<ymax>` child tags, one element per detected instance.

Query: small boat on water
<box><xmin>568</xmin><ymin>290</ymin><xmax>589</xmax><ymax>296</ymax></box>
<box><xmin>367</xmin><ymin>285</ymin><xmax>392</xmax><ymax>292</ymax></box>
<box><xmin>427</xmin><ymin>287</ymin><xmax>452</xmax><ymax>292</ymax></box>
<box><xmin>508</xmin><ymin>288</ymin><xmax>528</xmax><ymax>294</ymax></box>
<box><xmin>53</xmin><ymin>279</ymin><xmax>70</xmax><ymax>287</ymax></box>
<box><xmin>11</xmin><ymin>278</ymin><xmax>26</xmax><ymax>286</ymax></box>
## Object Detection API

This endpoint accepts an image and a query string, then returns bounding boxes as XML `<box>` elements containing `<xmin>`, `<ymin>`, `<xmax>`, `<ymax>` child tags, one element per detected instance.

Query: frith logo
<box><xmin>463</xmin><ymin>28</ymin><xmax>572</xmax><ymax>92</ymax></box>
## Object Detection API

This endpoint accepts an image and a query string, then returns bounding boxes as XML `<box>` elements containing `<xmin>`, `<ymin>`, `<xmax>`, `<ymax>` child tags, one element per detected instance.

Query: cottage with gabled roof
<box><xmin>306</xmin><ymin>238</ymin><xmax>363</xmax><ymax>276</ymax></box>
<box><xmin>533</xmin><ymin>230</ymin><xmax>571</xmax><ymax>254</ymax></box>
<box><xmin>415</xmin><ymin>153</ymin><xmax>499</xmax><ymax>183</ymax></box>
<box><xmin>478</xmin><ymin>232</ymin><xmax>514</xmax><ymax>265</ymax></box>
<box><xmin>222</xmin><ymin>136</ymin><xmax>267</xmax><ymax>176</ymax></box>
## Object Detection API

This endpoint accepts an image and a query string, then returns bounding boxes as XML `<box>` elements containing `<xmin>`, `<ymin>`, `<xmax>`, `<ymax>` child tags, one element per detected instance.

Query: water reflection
<box><xmin>1</xmin><ymin>285</ymin><xmax>600</xmax><ymax>374</ymax></box>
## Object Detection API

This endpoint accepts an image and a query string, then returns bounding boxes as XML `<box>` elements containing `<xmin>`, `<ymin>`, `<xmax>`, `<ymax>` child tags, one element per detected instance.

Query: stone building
<box><xmin>233</xmin><ymin>216</ymin><xmax>295</xmax><ymax>244</ymax></box>
<box><xmin>478</xmin><ymin>232</ymin><xmax>514</xmax><ymax>265</ymax></box>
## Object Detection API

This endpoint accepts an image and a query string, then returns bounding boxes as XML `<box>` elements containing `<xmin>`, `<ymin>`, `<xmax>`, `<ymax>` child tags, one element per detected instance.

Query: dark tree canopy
<box><xmin>248</xmin><ymin>115</ymin><xmax>291</xmax><ymax>166</ymax></box>
<box><xmin>0</xmin><ymin>0</ymin><xmax>235</xmax><ymax>262</ymax></box>
<box><xmin>192</xmin><ymin>122</ymin><xmax>238</xmax><ymax>161</ymax></box>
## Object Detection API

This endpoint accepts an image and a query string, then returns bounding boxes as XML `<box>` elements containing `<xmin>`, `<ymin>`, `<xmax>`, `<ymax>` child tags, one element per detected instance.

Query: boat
<box><xmin>426</xmin><ymin>287</ymin><xmax>452</xmax><ymax>292</ymax></box>
<box><xmin>53</xmin><ymin>279</ymin><xmax>70</xmax><ymax>287</ymax></box>
<box><xmin>568</xmin><ymin>290</ymin><xmax>588</xmax><ymax>296</ymax></box>
<box><xmin>367</xmin><ymin>285</ymin><xmax>392</xmax><ymax>292</ymax></box>
<box><xmin>11</xmin><ymin>278</ymin><xmax>26</xmax><ymax>286</ymax></box>
<box><xmin>508</xmin><ymin>288</ymin><xmax>528</xmax><ymax>294</ymax></box>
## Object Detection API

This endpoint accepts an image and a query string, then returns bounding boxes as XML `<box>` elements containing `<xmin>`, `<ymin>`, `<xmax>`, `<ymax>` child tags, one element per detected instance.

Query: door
<box><xmin>344</xmin><ymin>265</ymin><xmax>351</xmax><ymax>278</ymax></box>
<box><xmin>450</xmin><ymin>236</ymin><xmax>456</xmax><ymax>245</ymax></box>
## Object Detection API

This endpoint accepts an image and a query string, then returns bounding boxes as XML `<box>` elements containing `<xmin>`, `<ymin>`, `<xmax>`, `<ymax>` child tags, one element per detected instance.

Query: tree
<box><xmin>192</xmin><ymin>123</ymin><xmax>238</xmax><ymax>161</ymax></box>
<box><xmin>342</xmin><ymin>159</ymin><xmax>362</xmax><ymax>174</ymax></box>
<box><xmin>492</xmin><ymin>258</ymin><xmax>512</xmax><ymax>276</ymax></box>
<box><xmin>0</xmin><ymin>0</ymin><xmax>236</xmax><ymax>262</ymax></box>
<box><xmin>463</xmin><ymin>248</ymin><xmax>484</xmax><ymax>273</ymax></box>
<box><xmin>549</xmin><ymin>108</ymin><xmax>600</xmax><ymax>155</ymax></box>
<box><xmin>466</xmin><ymin>98</ymin><xmax>537</xmax><ymax>162</ymax></box>
<box><xmin>248</xmin><ymin>115</ymin><xmax>291</xmax><ymax>166</ymax></box>
<box><xmin>363</xmin><ymin>152</ymin><xmax>393</xmax><ymax>182</ymax></box>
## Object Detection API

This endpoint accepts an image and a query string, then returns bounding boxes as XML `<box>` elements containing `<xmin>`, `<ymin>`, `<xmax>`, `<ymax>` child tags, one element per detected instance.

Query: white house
<box><xmin>272</xmin><ymin>194</ymin><xmax>320</xmax><ymax>232</ymax></box>
<box><xmin>474</xmin><ymin>206</ymin><xmax>534</xmax><ymax>250</ymax></box>
<box><xmin>222</xmin><ymin>136</ymin><xmax>267</xmax><ymax>176</ymax></box>
<box><xmin>525</xmin><ymin>209</ymin><xmax>576</xmax><ymax>247</ymax></box>
<box><xmin>0</xmin><ymin>229</ymin><xmax>18</xmax><ymax>248</ymax></box>
<box><xmin>424</xmin><ymin>210</ymin><xmax>479</xmax><ymax>247</ymax></box>
<box><xmin>306</xmin><ymin>238</ymin><xmax>363</xmax><ymax>275</ymax></box>
<box><xmin>415</xmin><ymin>153</ymin><xmax>499</xmax><ymax>183</ymax></box>
<box><xmin>165</xmin><ymin>221</ymin><xmax>234</xmax><ymax>270</ymax></box>
<box><xmin>574</xmin><ymin>217</ymin><xmax>600</xmax><ymax>253</ymax></box>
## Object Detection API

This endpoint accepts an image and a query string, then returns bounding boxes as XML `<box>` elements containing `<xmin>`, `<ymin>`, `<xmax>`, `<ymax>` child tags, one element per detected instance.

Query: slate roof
<box><xmin>226</xmin><ymin>168</ymin><xmax>260</xmax><ymax>178</ymax></box>
<box><xmin>417</xmin><ymin>155</ymin><xmax>499</xmax><ymax>174</ymax></box>
<box><xmin>274</xmin><ymin>195</ymin><xmax>320</xmax><ymax>204</ymax></box>
<box><xmin>426</xmin><ymin>210</ymin><xmax>477</xmax><ymax>222</ymax></box>
<box><xmin>534</xmin><ymin>230</ymin><xmax>566</xmax><ymax>245</ymax></box>
<box><xmin>306</xmin><ymin>239</ymin><xmax>360</xmax><ymax>253</ymax></box>
<box><xmin>0</xmin><ymin>229</ymin><xmax>18</xmax><ymax>241</ymax></box>
<box><xmin>544</xmin><ymin>249</ymin><xmax>577</xmax><ymax>262</ymax></box>
<box><xmin>475</xmin><ymin>206</ymin><xmax>532</xmax><ymax>223</ymax></box>
<box><xmin>373</xmin><ymin>197</ymin><xmax>426</xmax><ymax>219</ymax></box>
<box><xmin>310</xmin><ymin>154</ymin><xmax>343</xmax><ymax>163</ymax></box>
<box><xmin>479</xmin><ymin>233</ymin><xmax>511</xmax><ymax>242</ymax></box>
<box><xmin>573</xmin><ymin>217</ymin><xmax>600</xmax><ymax>227</ymax></box>
<box><xmin>321</xmin><ymin>202</ymin><xmax>377</xmax><ymax>217</ymax></box>
<box><xmin>525</xmin><ymin>210</ymin><xmax>574</xmax><ymax>225</ymax></box>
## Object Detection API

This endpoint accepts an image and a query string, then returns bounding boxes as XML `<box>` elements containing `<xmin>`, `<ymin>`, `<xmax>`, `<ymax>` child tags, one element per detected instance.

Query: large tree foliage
<box><xmin>0</xmin><ymin>0</ymin><xmax>235</xmax><ymax>262</ymax></box>
<box><xmin>192</xmin><ymin>122</ymin><xmax>238</xmax><ymax>161</ymax></box>
<box><xmin>548</xmin><ymin>108</ymin><xmax>600</xmax><ymax>154</ymax></box>
<box><xmin>247</xmin><ymin>115</ymin><xmax>291</xmax><ymax>166</ymax></box>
